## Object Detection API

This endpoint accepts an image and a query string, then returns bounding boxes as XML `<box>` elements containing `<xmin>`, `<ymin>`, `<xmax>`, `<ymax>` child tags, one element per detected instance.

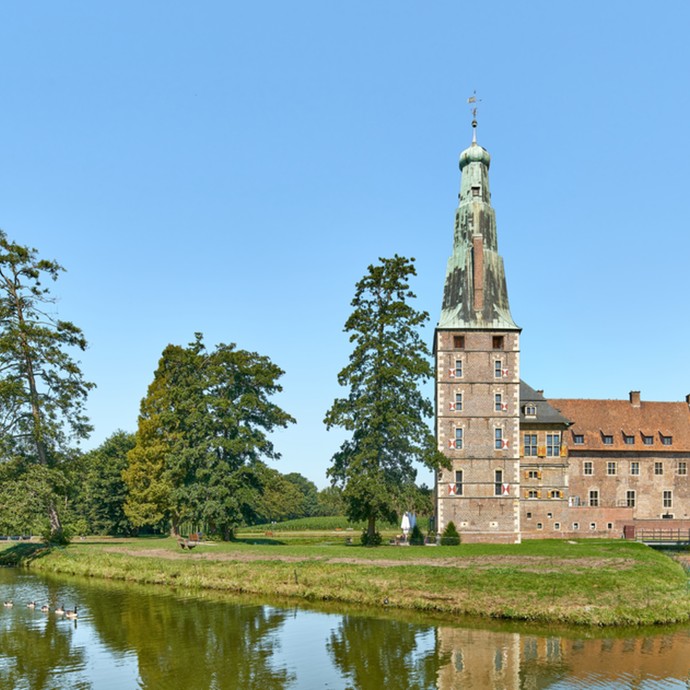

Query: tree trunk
<box><xmin>367</xmin><ymin>514</ymin><xmax>376</xmax><ymax>542</ymax></box>
<box><xmin>48</xmin><ymin>501</ymin><xmax>63</xmax><ymax>542</ymax></box>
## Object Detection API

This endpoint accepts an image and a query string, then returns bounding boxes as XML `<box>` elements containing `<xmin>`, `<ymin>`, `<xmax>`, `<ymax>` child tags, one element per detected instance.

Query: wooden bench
<box><xmin>178</xmin><ymin>533</ymin><xmax>203</xmax><ymax>550</ymax></box>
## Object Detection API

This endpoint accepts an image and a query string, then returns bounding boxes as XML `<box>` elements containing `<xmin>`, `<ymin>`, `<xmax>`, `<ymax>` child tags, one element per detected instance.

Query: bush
<box><xmin>440</xmin><ymin>521</ymin><xmax>461</xmax><ymax>546</ymax></box>
<box><xmin>409</xmin><ymin>524</ymin><xmax>425</xmax><ymax>545</ymax></box>
<box><xmin>360</xmin><ymin>530</ymin><xmax>382</xmax><ymax>547</ymax></box>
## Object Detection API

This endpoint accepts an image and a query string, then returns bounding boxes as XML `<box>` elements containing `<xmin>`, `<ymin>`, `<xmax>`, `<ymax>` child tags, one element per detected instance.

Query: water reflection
<box><xmin>1</xmin><ymin>568</ymin><xmax>690</xmax><ymax>689</ymax></box>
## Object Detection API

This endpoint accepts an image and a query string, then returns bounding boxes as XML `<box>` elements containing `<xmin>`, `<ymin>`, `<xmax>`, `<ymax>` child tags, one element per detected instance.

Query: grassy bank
<box><xmin>3</xmin><ymin>535</ymin><xmax>690</xmax><ymax>626</ymax></box>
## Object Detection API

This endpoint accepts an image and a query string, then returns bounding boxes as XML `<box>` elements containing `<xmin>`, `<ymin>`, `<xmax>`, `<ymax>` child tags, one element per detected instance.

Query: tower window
<box><xmin>454</xmin><ymin>470</ymin><xmax>463</xmax><ymax>496</ymax></box>
<box><xmin>495</xmin><ymin>393</ymin><xmax>503</xmax><ymax>412</ymax></box>
<box><xmin>494</xmin><ymin>469</ymin><xmax>503</xmax><ymax>496</ymax></box>
<box><xmin>471</xmin><ymin>186</ymin><xmax>480</xmax><ymax>197</ymax></box>
<box><xmin>455</xmin><ymin>392</ymin><xmax>463</xmax><ymax>411</ymax></box>
<box><xmin>454</xmin><ymin>427</ymin><xmax>463</xmax><ymax>450</ymax></box>
<box><xmin>453</xmin><ymin>335</ymin><xmax>465</xmax><ymax>349</ymax></box>
<box><xmin>454</xmin><ymin>359</ymin><xmax>463</xmax><ymax>378</ymax></box>
<box><xmin>492</xmin><ymin>335</ymin><xmax>504</xmax><ymax>350</ymax></box>
<box><xmin>495</xmin><ymin>428</ymin><xmax>505</xmax><ymax>450</ymax></box>
<box><xmin>494</xmin><ymin>360</ymin><xmax>503</xmax><ymax>378</ymax></box>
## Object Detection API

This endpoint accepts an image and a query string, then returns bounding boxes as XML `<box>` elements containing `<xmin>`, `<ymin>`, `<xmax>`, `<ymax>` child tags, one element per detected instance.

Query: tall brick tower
<box><xmin>435</xmin><ymin>117</ymin><xmax>521</xmax><ymax>543</ymax></box>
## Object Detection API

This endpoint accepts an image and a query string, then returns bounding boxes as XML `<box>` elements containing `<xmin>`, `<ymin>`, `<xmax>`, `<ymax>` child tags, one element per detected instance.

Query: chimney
<box><xmin>629</xmin><ymin>391</ymin><xmax>641</xmax><ymax>407</ymax></box>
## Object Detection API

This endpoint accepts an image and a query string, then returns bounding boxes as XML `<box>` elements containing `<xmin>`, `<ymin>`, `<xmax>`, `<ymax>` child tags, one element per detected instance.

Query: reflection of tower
<box><xmin>435</xmin><ymin>114</ymin><xmax>521</xmax><ymax>543</ymax></box>
<box><xmin>436</xmin><ymin>627</ymin><xmax>521</xmax><ymax>689</ymax></box>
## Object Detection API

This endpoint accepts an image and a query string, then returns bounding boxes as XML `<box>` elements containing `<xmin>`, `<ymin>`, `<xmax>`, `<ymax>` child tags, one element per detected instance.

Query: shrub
<box><xmin>409</xmin><ymin>524</ymin><xmax>425</xmax><ymax>545</ymax></box>
<box><xmin>360</xmin><ymin>530</ymin><xmax>382</xmax><ymax>547</ymax></box>
<box><xmin>440</xmin><ymin>521</ymin><xmax>461</xmax><ymax>546</ymax></box>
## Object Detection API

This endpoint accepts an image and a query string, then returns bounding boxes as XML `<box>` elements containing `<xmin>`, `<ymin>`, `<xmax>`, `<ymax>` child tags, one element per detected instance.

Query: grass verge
<box><xmin>3</xmin><ymin>536</ymin><xmax>690</xmax><ymax>626</ymax></box>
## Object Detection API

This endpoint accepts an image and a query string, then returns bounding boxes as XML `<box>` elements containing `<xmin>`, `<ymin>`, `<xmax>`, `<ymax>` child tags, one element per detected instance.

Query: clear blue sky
<box><xmin>1</xmin><ymin>2</ymin><xmax>688</xmax><ymax>488</ymax></box>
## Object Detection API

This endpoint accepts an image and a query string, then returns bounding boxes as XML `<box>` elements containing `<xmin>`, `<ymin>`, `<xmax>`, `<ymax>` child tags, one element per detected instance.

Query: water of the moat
<box><xmin>1</xmin><ymin>567</ymin><xmax>689</xmax><ymax>689</ymax></box>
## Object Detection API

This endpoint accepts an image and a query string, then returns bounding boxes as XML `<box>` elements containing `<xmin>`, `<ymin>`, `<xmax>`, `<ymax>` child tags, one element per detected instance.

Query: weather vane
<box><xmin>467</xmin><ymin>91</ymin><xmax>482</xmax><ymax>140</ymax></box>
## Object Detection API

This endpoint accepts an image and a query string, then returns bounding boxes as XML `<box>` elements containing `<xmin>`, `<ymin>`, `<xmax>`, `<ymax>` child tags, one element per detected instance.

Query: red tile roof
<box><xmin>549</xmin><ymin>397</ymin><xmax>690</xmax><ymax>452</ymax></box>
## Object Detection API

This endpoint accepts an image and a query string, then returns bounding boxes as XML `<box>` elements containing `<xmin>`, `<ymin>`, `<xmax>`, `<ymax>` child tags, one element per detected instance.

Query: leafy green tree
<box><xmin>253</xmin><ymin>466</ymin><xmax>304</xmax><ymax>523</ymax></box>
<box><xmin>124</xmin><ymin>333</ymin><xmax>295</xmax><ymax>539</ymax></box>
<box><xmin>324</xmin><ymin>256</ymin><xmax>448</xmax><ymax>543</ymax></box>
<box><xmin>79</xmin><ymin>431</ymin><xmax>136</xmax><ymax>535</ymax></box>
<box><xmin>0</xmin><ymin>231</ymin><xmax>94</xmax><ymax>541</ymax></box>
<box><xmin>315</xmin><ymin>485</ymin><xmax>345</xmax><ymax>516</ymax></box>
<box><xmin>283</xmin><ymin>472</ymin><xmax>319</xmax><ymax>518</ymax></box>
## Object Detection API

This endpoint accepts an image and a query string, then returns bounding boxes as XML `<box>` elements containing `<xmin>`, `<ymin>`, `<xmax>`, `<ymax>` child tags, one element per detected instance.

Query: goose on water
<box><xmin>65</xmin><ymin>607</ymin><xmax>78</xmax><ymax>620</ymax></box>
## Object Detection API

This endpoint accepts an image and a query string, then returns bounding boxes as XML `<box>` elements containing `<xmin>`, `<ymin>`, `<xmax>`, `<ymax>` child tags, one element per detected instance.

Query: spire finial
<box><xmin>467</xmin><ymin>91</ymin><xmax>481</xmax><ymax>143</ymax></box>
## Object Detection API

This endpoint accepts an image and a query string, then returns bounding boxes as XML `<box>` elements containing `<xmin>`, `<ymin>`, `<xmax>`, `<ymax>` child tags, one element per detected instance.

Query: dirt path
<box><xmin>103</xmin><ymin>546</ymin><xmax>636</xmax><ymax>573</ymax></box>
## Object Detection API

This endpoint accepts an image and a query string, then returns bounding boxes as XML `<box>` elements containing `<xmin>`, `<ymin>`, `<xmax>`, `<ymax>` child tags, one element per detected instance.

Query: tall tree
<box><xmin>124</xmin><ymin>334</ymin><xmax>295</xmax><ymax>539</ymax></box>
<box><xmin>79</xmin><ymin>430</ymin><xmax>136</xmax><ymax>535</ymax></box>
<box><xmin>0</xmin><ymin>231</ymin><xmax>94</xmax><ymax>541</ymax></box>
<box><xmin>324</xmin><ymin>256</ymin><xmax>448</xmax><ymax>542</ymax></box>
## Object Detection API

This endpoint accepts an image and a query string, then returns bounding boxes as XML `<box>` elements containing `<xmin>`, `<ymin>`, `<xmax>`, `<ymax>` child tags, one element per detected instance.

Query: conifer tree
<box><xmin>324</xmin><ymin>256</ymin><xmax>448</xmax><ymax>543</ymax></box>
<box><xmin>0</xmin><ymin>231</ymin><xmax>94</xmax><ymax>541</ymax></box>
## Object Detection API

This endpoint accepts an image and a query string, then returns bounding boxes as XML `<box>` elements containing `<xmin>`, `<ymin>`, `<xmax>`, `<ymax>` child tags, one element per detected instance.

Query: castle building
<box><xmin>434</xmin><ymin>122</ymin><xmax>690</xmax><ymax>542</ymax></box>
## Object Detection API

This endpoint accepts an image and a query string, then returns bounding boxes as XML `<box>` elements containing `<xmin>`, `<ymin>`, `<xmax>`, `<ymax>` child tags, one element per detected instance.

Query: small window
<box><xmin>678</xmin><ymin>461</ymin><xmax>687</xmax><ymax>476</ymax></box>
<box><xmin>495</xmin><ymin>428</ymin><xmax>505</xmax><ymax>450</ymax></box>
<box><xmin>471</xmin><ymin>186</ymin><xmax>480</xmax><ymax>197</ymax></box>
<box><xmin>494</xmin><ymin>360</ymin><xmax>503</xmax><ymax>378</ymax></box>
<box><xmin>590</xmin><ymin>523</ymin><xmax>597</xmax><ymax>530</ymax></box>
<box><xmin>536</xmin><ymin>522</ymin><xmax>543</xmax><ymax>530</ymax></box>
<box><xmin>573</xmin><ymin>522</ymin><xmax>580</xmax><ymax>530</ymax></box>
<box><xmin>584</xmin><ymin>461</ymin><xmax>593</xmax><ymax>476</ymax></box>
<box><xmin>623</xmin><ymin>434</ymin><xmax>635</xmax><ymax>445</ymax></box>
<box><xmin>549</xmin><ymin>490</ymin><xmax>563</xmax><ymax>499</ymax></box>
<box><xmin>495</xmin><ymin>393</ymin><xmax>503</xmax><ymax>412</ymax></box>
<box><xmin>654</xmin><ymin>462</ymin><xmax>663</xmax><ymax>476</ymax></box>
<box><xmin>603</xmin><ymin>435</ymin><xmax>613</xmax><ymax>445</ymax></box>
<box><xmin>607</xmin><ymin>523</ymin><xmax>613</xmax><ymax>530</ymax></box>
<box><xmin>661</xmin><ymin>435</ymin><xmax>673</xmax><ymax>446</ymax></box>
<box><xmin>454</xmin><ymin>392</ymin><xmax>463</xmax><ymax>411</ymax></box>
<box><xmin>454</xmin><ymin>428</ymin><xmax>463</xmax><ymax>450</ymax></box>
<box><xmin>494</xmin><ymin>469</ymin><xmax>503</xmax><ymax>496</ymax></box>
<box><xmin>526</xmin><ymin>512</ymin><xmax>532</xmax><ymax>519</ymax></box>
<box><xmin>453</xmin><ymin>335</ymin><xmax>465</xmax><ymax>349</ymax></box>
<box><xmin>626</xmin><ymin>490</ymin><xmax>636</xmax><ymax>508</ymax></box>
<box><xmin>554</xmin><ymin>522</ymin><xmax>561</xmax><ymax>530</ymax></box>
<box><xmin>663</xmin><ymin>490</ymin><xmax>673</xmax><ymax>508</ymax></box>
<box><xmin>630</xmin><ymin>461</ymin><xmax>640</xmax><ymax>476</ymax></box>
<box><xmin>524</xmin><ymin>434</ymin><xmax>537</xmax><ymax>457</ymax></box>
<box><xmin>527</xmin><ymin>469</ymin><xmax>540</xmax><ymax>480</ymax></box>
<box><xmin>573</xmin><ymin>434</ymin><xmax>584</xmax><ymax>445</ymax></box>
<box><xmin>492</xmin><ymin>335</ymin><xmax>504</xmax><ymax>350</ymax></box>
<box><xmin>454</xmin><ymin>359</ymin><xmax>463</xmax><ymax>378</ymax></box>
<box><xmin>525</xmin><ymin>404</ymin><xmax>537</xmax><ymax>417</ymax></box>
<box><xmin>642</xmin><ymin>435</ymin><xmax>653</xmax><ymax>445</ymax></box>
<box><xmin>589</xmin><ymin>490</ymin><xmax>599</xmax><ymax>507</ymax></box>
<box><xmin>454</xmin><ymin>470</ymin><xmax>464</xmax><ymax>496</ymax></box>
<box><xmin>607</xmin><ymin>461</ymin><xmax>617</xmax><ymax>476</ymax></box>
<box><xmin>527</xmin><ymin>489</ymin><xmax>539</xmax><ymax>499</ymax></box>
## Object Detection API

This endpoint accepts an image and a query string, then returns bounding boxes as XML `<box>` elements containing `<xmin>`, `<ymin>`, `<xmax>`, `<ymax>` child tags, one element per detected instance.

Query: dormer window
<box><xmin>623</xmin><ymin>434</ymin><xmax>635</xmax><ymax>445</ymax></box>
<box><xmin>524</xmin><ymin>404</ymin><xmax>537</xmax><ymax>417</ymax></box>
<box><xmin>602</xmin><ymin>435</ymin><xmax>613</xmax><ymax>445</ymax></box>
<box><xmin>573</xmin><ymin>434</ymin><xmax>584</xmax><ymax>445</ymax></box>
<box><xmin>642</xmin><ymin>435</ymin><xmax>653</xmax><ymax>445</ymax></box>
<box><xmin>661</xmin><ymin>435</ymin><xmax>673</xmax><ymax>446</ymax></box>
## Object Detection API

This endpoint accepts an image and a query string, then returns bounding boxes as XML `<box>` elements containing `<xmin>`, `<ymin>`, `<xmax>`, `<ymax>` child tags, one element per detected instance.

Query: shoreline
<box><xmin>3</xmin><ymin>536</ymin><xmax>690</xmax><ymax>627</ymax></box>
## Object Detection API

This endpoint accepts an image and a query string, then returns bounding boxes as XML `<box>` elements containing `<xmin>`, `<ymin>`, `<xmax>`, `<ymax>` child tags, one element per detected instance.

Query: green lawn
<box><xmin>3</xmin><ymin>536</ymin><xmax>689</xmax><ymax>626</ymax></box>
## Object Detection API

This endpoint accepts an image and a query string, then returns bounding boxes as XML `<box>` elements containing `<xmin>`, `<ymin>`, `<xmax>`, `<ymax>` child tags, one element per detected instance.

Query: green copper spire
<box><xmin>438</xmin><ymin>118</ymin><xmax>518</xmax><ymax>330</ymax></box>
